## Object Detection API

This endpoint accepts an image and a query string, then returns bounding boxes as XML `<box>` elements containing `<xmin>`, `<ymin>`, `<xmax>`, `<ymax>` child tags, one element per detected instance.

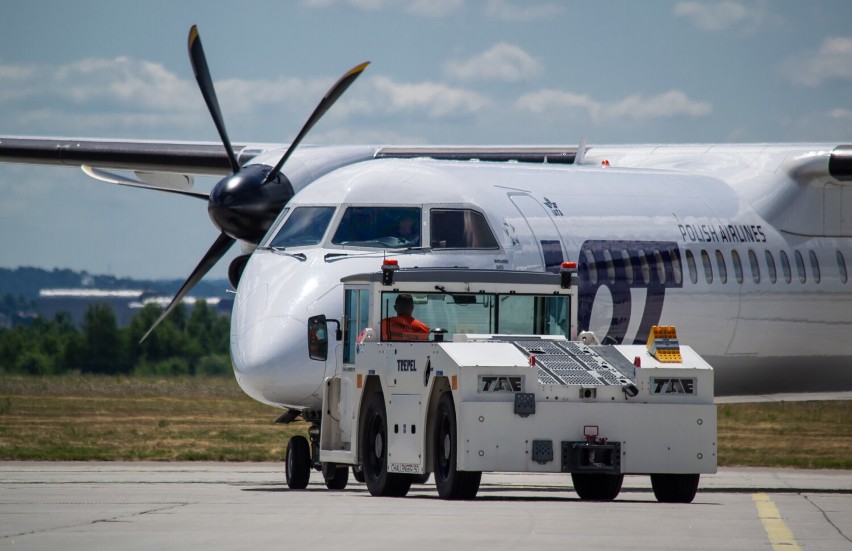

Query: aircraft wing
<box><xmin>0</xmin><ymin>137</ymin><xmax>582</xmax><ymax>171</ymax></box>
<box><xmin>0</xmin><ymin>136</ymin><xmax>268</xmax><ymax>176</ymax></box>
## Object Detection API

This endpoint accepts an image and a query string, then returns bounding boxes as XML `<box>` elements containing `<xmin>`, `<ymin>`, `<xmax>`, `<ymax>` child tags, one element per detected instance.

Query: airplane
<box><xmin>1</xmin><ymin>26</ymin><xmax>851</xmax><ymax>417</ymax></box>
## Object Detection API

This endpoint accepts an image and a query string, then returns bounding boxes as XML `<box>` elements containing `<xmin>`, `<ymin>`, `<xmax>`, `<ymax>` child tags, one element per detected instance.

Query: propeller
<box><xmin>140</xmin><ymin>25</ymin><xmax>369</xmax><ymax>342</ymax></box>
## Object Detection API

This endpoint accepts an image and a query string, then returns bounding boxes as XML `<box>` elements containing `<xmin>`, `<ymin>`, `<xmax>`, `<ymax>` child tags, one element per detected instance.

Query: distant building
<box><xmin>38</xmin><ymin>289</ymin><xmax>233</xmax><ymax>328</ymax></box>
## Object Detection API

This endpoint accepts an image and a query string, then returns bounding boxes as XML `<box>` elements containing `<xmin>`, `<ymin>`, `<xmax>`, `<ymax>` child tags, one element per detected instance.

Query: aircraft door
<box><xmin>507</xmin><ymin>193</ymin><xmax>567</xmax><ymax>273</ymax></box>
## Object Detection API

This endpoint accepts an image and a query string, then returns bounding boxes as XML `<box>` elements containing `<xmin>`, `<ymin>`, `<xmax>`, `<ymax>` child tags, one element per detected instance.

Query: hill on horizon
<box><xmin>0</xmin><ymin>267</ymin><xmax>231</xmax><ymax>300</ymax></box>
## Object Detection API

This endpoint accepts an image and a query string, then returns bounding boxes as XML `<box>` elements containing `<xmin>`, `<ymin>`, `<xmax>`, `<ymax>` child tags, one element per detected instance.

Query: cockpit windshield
<box><xmin>332</xmin><ymin>207</ymin><xmax>421</xmax><ymax>248</ymax></box>
<box><xmin>268</xmin><ymin>206</ymin><xmax>335</xmax><ymax>248</ymax></box>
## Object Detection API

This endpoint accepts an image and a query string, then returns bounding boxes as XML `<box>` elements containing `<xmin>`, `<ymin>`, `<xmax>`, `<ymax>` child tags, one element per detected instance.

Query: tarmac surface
<box><xmin>1</xmin><ymin>462</ymin><xmax>850</xmax><ymax>550</ymax></box>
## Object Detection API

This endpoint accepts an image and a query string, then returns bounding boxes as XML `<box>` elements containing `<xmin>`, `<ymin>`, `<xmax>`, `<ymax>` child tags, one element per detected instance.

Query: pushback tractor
<box><xmin>284</xmin><ymin>260</ymin><xmax>717</xmax><ymax>502</ymax></box>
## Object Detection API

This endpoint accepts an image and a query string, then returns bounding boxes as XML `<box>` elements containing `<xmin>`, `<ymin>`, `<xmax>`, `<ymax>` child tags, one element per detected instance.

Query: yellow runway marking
<box><xmin>753</xmin><ymin>493</ymin><xmax>802</xmax><ymax>550</ymax></box>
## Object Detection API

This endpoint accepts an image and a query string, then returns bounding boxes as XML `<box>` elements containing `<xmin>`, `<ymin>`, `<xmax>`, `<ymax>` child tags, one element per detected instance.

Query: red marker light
<box><xmin>529</xmin><ymin>353</ymin><xmax>536</xmax><ymax>367</ymax></box>
<box><xmin>381</xmin><ymin>258</ymin><xmax>399</xmax><ymax>285</ymax></box>
<box><xmin>634</xmin><ymin>356</ymin><xmax>641</xmax><ymax>368</ymax></box>
<box><xmin>561</xmin><ymin>261</ymin><xmax>577</xmax><ymax>270</ymax></box>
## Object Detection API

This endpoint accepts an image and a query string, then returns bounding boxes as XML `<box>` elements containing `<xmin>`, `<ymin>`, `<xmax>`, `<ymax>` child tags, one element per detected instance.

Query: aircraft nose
<box><xmin>232</xmin><ymin>314</ymin><xmax>325</xmax><ymax>408</ymax></box>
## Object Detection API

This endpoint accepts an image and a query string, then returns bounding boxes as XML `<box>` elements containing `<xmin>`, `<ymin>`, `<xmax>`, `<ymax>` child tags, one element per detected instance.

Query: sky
<box><xmin>1</xmin><ymin>0</ymin><xmax>851</xmax><ymax>281</ymax></box>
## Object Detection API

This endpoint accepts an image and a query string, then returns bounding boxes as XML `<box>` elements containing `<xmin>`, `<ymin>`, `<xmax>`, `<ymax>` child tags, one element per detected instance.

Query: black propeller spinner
<box><xmin>140</xmin><ymin>25</ymin><xmax>369</xmax><ymax>342</ymax></box>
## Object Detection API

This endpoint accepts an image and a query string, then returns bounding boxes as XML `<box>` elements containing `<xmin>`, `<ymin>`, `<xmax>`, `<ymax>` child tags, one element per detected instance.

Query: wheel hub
<box><xmin>374</xmin><ymin>431</ymin><xmax>383</xmax><ymax>459</ymax></box>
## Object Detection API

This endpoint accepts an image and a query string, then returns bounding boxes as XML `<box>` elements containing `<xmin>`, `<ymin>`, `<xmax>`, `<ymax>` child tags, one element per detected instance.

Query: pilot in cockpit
<box><xmin>396</xmin><ymin>214</ymin><xmax>420</xmax><ymax>247</ymax></box>
<box><xmin>381</xmin><ymin>294</ymin><xmax>430</xmax><ymax>341</ymax></box>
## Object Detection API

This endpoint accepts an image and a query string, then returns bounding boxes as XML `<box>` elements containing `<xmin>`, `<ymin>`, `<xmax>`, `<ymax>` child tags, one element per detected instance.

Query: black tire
<box><xmin>285</xmin><ymin>435</ymin><xmax>311</xmax><ymax>490</ymax></box>
<box><xmin>651</xmin><ymin>473</ymin><xmax>700</xmax><ymax>503</ymax></box>
<box><xmin>360</xmin><ymin>392</ymin><xmax>412</xmax><ymax>497</ymax></box>
<box><xmin>322</xmin><ymin>462</ymin><xmax>349</xmax><ymax>490</ymax></box>
<box><xmin>352</xmin><ymin>465</ymin><xmax>365</xmax><ymax>483</ymax></box>
<box><xmin>571</xmin><ymin>473</ymin><xmax>624</xmax><ymax>501</ymax></box>
<box><xmin>413</xmin><ymin>473</ymin><xmax>431</xmax><ymax>484</ymax></box>
<box><xmin>433</xmin><ymin>392</ymin><xmax>481</xmax><ymax>500</ymax></box>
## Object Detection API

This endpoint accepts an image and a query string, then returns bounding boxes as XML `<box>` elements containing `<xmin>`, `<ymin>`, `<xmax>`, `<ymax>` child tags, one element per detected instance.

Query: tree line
<box><xmin>0</xmin><ymin>301</ymin><xmax>232</xmax><ymax>376</ymax></box>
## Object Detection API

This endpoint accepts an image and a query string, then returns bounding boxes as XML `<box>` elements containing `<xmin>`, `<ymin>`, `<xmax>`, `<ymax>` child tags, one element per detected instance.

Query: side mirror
<box><xmin>307</xmin><ymin>315</ymin><xmax>329</xmax><ymax>361</ymax></box>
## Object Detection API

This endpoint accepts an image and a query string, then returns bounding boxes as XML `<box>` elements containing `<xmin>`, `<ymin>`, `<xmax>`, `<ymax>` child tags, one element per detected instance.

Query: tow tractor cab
<box><xmin>287</xmin><ymin>261</ymin><xmax>717</xmax><ymax>503</ymax></box>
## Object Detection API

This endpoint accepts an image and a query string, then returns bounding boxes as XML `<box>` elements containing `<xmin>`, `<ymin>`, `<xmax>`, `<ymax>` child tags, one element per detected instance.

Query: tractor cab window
<box><xmin>430</xmin><ymin>209</ymin><xmax>499</xmax><ymax>249</ymax></box>
<box><xmin>332</xmin><ymin>207</ymin><xmax>421</xmax><ymax>248</ymax></box>
<box><xmin>268</xmin><ymin>206</ymin><xmax>335</xmax><ymax>248</ymax></box>
<box><xmin>343</xmin><ymin>287</ymin><xmax>370</xmax><ymax>364</ymax></box>
<box><xmin>379</xmin><ymin>291</ymin><xmax>569</xmax><ymax>342</ymax></box>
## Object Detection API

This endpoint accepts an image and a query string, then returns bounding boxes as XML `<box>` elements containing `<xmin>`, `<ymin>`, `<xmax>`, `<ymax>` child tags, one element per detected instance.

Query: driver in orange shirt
<box><xmin>381</xmin><ymin>294</ymin><xmax>430</xmax><ymax>341</ymax></box>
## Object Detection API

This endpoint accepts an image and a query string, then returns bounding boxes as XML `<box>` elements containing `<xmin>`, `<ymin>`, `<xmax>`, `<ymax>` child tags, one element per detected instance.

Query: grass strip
<box><xmin>1</xmin><ymin>376</ymin><xmax>850</xmax><ymax>468</ymax></box>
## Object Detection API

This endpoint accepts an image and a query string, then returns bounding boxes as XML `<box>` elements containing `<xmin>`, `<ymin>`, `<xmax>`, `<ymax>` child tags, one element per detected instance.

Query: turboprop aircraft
<box><xmin>1</xmin><ymin>26</ymin><xmax>851</xmax><ymax>412</ymax></box>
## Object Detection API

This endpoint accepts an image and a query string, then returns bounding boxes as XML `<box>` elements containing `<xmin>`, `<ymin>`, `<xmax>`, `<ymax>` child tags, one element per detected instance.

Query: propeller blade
<box><xmin>188</xmin><ymin>25</ymin><xmax>240</xmax><ymax>174</ymax></box>
<box><xmin>140</xmin><ymin>231</ymin><xmax>236</xmax><ymax>343</ymax></box>
<box><xmin>262</xmin><ymin>61</ymin><xmax>370</xmax><ymax>185</ymax></box>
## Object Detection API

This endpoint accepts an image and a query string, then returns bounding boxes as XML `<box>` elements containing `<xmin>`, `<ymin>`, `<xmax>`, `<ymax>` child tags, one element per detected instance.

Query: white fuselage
<box><xmin>231</xmin><ymin>144</ymin><xmax>852</xmax><ymax>409</ymax></box>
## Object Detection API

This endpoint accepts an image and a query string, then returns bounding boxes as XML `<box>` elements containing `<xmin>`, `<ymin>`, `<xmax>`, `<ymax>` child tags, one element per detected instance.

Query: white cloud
<box><xmin>0</xmin><ymin>56</ymin><xmax>369</xmax><ymax>137</ymax></box>
<box><xmin>302</xmin><ymin>0</ymin><xmax>463</xmax><ymax>16</ymax></box>
<box><xmin>829</xmin><ymin>108</ymin><xmax>852</xmax><ymax>121</ymax></box>
<box><xmin>782</xmin><ymin>37</ymin><xmax>852</xmax><ymax>87</ymax></box>
<box><xmin>516</xmin><ymin>89</ymin><xmax>712</xmax><ymax>122</ymax></box>
<box><xmin>673</xmin><ymin>1</ymin><xmax>762</xmax><ymax>31</ymax></box>
<box><xmin>484</xmin><ymin>0</ymin><xmax>562</xmax><ymax>21</ymax></box>
<box><xmin>0</xmin><ymin>64</ymin><xmax>44</xmax><ymax>102</ymax></box>
<box><xmin>445</xmin><ymin>43</ymin><xmax>543</xmax><ymax>82</ymax></box>
<box><xmin>55</xmin><ymin>57</ymin><xmax>197</xmax><ymax>111</ymax></box>
<box><xmin>366</xmin><ymin>75</ymin><xmax>489</xmax><ymax>117</ymax></box>
<box><xmin>408</xmin><ymin>0</ymin><xmax>463</xmax><ymax>17</ymax></box>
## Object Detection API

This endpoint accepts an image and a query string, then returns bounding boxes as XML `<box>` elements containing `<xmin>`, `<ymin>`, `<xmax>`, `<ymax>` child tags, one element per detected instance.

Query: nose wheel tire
<box><xmin>360</xmin><ymin>392</ymin><xmax>412</xmax><ymax>497</ymax></box>
<box><xmin>322</xmin><ymin>462</ymin><xmax>349</xmax><ymax>490</ymax></box>
<box><xmin>571</xmin><ymin>473</ymin><xmax>624</xmax><ymax>501</ymax></box>
<box><xmin>433</xmin><ymin>392</ymin><xmax>481</xmax><ymax>500</ymax></box>
<box><xmin>285</xmin><ymin>435</ymin><xmax>311</xmax><ymax>490</ymax></box>
<box><xmin>651</xmin><ymin>473</ymin><xmax>700</xmax><ymax>503</ymax></box>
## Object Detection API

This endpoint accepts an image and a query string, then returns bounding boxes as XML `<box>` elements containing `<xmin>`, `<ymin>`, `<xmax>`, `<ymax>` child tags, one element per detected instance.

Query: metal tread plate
<box><xmin>511</xmin><ymin>339</ymin><xmax>636</xmax><ymax>388</ymax></box>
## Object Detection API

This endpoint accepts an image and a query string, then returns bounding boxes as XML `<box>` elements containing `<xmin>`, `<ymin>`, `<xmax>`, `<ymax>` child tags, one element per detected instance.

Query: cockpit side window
<box><xmin>268</xmin><ymin>206</ymin><xmax>335</xmax><ymax>248</ymax></box>
<box><xmin>331</xmin><ymin>207</ymin><xmax>421</xmax><ymax>248</ymax></box>
<box><xmin>430</xmin><ymin>209</ymin><xmax>499</xmax><ymax>249</ymax></box>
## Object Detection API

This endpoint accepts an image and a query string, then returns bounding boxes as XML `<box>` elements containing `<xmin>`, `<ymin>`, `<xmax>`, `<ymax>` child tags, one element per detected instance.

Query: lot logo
<box><xmin>651</xmin><ymin>377</ymin><xmax>696</xmax><ymax>394</ymax></box>
<box><xmin>578</xmin><ymin>240</ymin><xmax>683</xmax><ymax>346</ymax></box>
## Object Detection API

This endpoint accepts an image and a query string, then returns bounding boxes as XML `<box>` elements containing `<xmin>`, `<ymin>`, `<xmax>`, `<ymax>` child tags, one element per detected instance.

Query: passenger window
<box><xmin>838</xmin><ymin>251</ymin><xmax>848</xmax><ymax>284</ymax></box>
<box><xmin>603</xmin><ymin>249</ymin><xmax>616</xmax><ymax>284</ymax></box>
<box><xmin>748</xmin><ymin>249</ymin><xmax>760</xmax><ymax>283</ymax></box>
<box><xmin>584</xmin><ymin>249</ymin><xmax>598</xmax><ymax>285</ymax></box>
<box><xmin>780</xmin><ymin>250</ymin><xmax>792</xmax><ymax>283</ymax></box>
<box><xmin>765</xmin><ymin>250</ymin><xmax>777</xmax><ymax>284</ymax></box>
<box><xmin>701</xmin><ymin>250</ymin><xmax>713</xmax><ymax>284</ymax></box>
<box><xmin>332</xmin><ymin>206</ymin><xmax>421</xmax><ymax>248</ymax></box>
<box><xmin>269</xmin><ymin>206</ymin><xmax>335</xmax><ymax>248</ymax></box>
<box><xmin>794</xmin><ymin>250</ymin><xmax>806</xmax><ymax>283</ymax></box>
<box><xmin>686</xmin><ymin>250</ymin><xmax>698</xmax><ymax>284</ymax></box>
<box><xmin>620</xmin><ymin>249</ymin><xmax>634</xmax><ymax>285</ymax></box>
<box><xmin>671</xmin><ymin>250</ymin><xmax>683</xmax><ymax>285</ymax></box>
<box><xmin>639</xmin><ymin>250</ymin><xmax>651</xmax><ymax>285</ymax></box>
<box><xmin>430</xmin><ymin>209</ymin><xmax>498</xmax><ymax>249</ymax></box>
<box><xmin>731</xmin><ymin>250</ymin><xmax>743</xmax><ymax>284</ymax></box>
<box><xmin>809</xmin><ymin>250</ymin><xmax>821</xmax><ymax>283</ymax></box>
<box><xmin>653</xmin><ymin>250</ymin><xmax>666</xmax><ymax>284</ymax></box>
<box><xmin>716</xmin><ymin>250</ymin><xmax>728</xmax><ymax>284</ymax></box>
